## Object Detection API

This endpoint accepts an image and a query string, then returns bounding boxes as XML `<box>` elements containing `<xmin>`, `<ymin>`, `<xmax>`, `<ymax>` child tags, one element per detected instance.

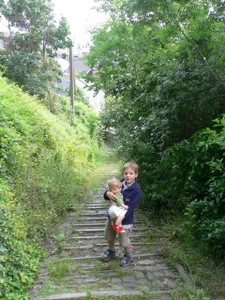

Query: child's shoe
<box><xmin>101</xmin><ymin>248</ymin><xmax>115</xmax><ymax>262</ymax></box>
<box><xmin>113</xmin><ymin>224</ymin><xmax>124</xmax><ymax>232</ymax></box>
<box><xmin>119</xmin><ymin>254</ymin><xmax>133</xmax><ymax>267</ymax></box>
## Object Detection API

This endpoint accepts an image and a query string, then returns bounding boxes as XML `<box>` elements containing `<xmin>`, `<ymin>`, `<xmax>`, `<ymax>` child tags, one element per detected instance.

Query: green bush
<box><xmin>0</xmin><ymin>75</ymin><xmax>100</xmax><ymax>298</ymax></box>
<box><xmin>183</xmin><ymin>119</ymin><xmax>225</xmax><ymax>258</ymax></box>
<box><xmin>136</xmin><ymin>114</ymin><xmax>225</xmax><ymax>258</ymax></box>
<box><xmin>0</xmin><ymin>178</ymin><xmax>45</xmax><ymax>300</ymax></box>
<box><xmin>137</xmin><ymin>139</ymin><xmax>193</xmax><ymax>214</ymax></box>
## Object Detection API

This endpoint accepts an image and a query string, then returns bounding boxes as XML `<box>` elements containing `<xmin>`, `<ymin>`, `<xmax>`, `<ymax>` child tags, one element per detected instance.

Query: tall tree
<box><xmin>86</xmin><ymin>0</ymin><xmax>225</xmax><ymax>150</ymax></box>
<box><xmin>0</xmin><ymin>0</ymin><xmax>72</xmax><ymax>98</ymax></box>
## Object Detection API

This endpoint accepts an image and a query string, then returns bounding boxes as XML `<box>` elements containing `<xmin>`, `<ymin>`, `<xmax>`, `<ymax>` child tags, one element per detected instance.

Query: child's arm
<box><xmin>121</xmin><ymin>203</ymin><xmax>128</xmax><ymax>210</ymax></box>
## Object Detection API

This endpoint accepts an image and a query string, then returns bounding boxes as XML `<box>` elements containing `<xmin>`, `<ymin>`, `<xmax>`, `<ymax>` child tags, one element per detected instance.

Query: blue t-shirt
<box><xmin>104</xmin><ymin>180</ymin><xmax>141</xmax><ymax>225</ymax></box>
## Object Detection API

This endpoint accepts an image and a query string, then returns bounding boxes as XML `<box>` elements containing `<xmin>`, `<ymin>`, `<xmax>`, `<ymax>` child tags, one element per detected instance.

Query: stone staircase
<box><xmin>29</xmin><ymin>157</ymin><xmax>184</xmax><ymax>300</ymax></box>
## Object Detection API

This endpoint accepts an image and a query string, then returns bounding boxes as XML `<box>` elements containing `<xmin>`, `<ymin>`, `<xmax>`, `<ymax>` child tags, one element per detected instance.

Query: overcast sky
<box><xmin>52</xmin><ymin>0</ymin><xmax>108</xmax><ymax>51</ymax></box>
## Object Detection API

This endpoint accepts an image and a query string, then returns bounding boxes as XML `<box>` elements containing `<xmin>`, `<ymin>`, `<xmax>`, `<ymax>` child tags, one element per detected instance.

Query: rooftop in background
<box><xmin>56</xmin><ymin>53</ymin><xmax>105</xmax><ymax>113</ymax></box>
<box><xmin>57</xmin><ymin>53</ymin><xmax>90</xmax><ymax>73</ymax></box>
<box><xmin>74</xmin><ymin>56</ymin><xmax>90</xmax><ymax>73</ymax></box>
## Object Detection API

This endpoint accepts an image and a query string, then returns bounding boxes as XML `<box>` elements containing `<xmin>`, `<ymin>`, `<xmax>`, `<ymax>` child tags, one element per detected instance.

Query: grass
<box><xmin>89</xmin><ymin>260</ymin><xmax>130</xmax><ymax>279</ymax></box>
<box><xmin>33</xmin><ymin>144</ymin><xmax>225</xmax><ymax>300</ymax></box>
<box><xmin>47</xmin><ymin>260</ymin><xmax>72</xmax><ymax>282</ymax></box>
<box><xmin>89</xmin><ymin>144</ymin><xmax>123</xmax><ymax>189</ymax></box>
<box><xmin>147</xmin><ymin>214</ymin><xmax>225</xmax><ymax>300</ymax></box>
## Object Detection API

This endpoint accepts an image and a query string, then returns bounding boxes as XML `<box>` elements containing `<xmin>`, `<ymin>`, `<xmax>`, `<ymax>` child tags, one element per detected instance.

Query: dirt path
<box><xmin>29</xmin><ymin>148</ymin><xmax>186</xmax><ymax>300</ymax></box>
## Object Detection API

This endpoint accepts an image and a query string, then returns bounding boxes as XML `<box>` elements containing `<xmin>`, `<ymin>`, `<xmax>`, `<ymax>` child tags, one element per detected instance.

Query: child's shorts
<box><xmin>104</xmin><ymin>218</ymin><xmax>133</xmax><ymax>248</ymax></box>
<box><xmin>108</xmin><ymin>206</ymin><xmax>127</xmax><ymax>219</ymax></box>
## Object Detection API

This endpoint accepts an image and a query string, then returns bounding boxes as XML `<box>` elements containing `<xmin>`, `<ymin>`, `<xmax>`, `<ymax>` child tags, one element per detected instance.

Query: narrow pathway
<box><xmin>29</xmin><ymin>149</ymin><xmax>184</xmax><ymax>300</ymax></box>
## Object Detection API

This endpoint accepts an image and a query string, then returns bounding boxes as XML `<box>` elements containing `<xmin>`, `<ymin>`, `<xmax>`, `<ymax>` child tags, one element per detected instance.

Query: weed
<box><xmin>54</xmin><ymin>233</ymin><xmax>65</xmax><ymax>251</ymax></box>
<box><xmin>145</xmin><ymin>231</ymin><xmax>152</xmax><ymax>243</ymax></box>
<box><xmin>89</xmin><ymin>260</ymin><xmax>129</xmax><ymax>279</ymax></box>
<box><xmin>35</xmin><ymin>279</ymin><xmax>56</xmax><ymax>296</ymax></box>
<box><xmin>47</xmin><ymin>260</ymin><xmax>72</xmax><ymax>282</ymax></box>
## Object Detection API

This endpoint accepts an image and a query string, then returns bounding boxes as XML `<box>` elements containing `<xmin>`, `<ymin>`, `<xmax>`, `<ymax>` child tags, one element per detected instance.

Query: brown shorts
<box><xmin>104</xmin><ymin>218</ymin><xmax>133</xmax><ymax>248</ymax></box>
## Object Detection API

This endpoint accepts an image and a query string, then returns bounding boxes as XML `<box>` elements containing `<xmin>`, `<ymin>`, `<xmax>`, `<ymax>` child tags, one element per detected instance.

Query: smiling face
<box><xmin>123</xmin><ymin>167</ymin><xmax>138</xmax><ymax>185</ymax></box>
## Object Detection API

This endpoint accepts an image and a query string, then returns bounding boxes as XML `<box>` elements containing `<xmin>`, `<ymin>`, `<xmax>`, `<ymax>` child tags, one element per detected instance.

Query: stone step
<box><xmin>79</xmin><ymin>209</ymin><xmax>146</xmax><ymax>215</ymax></box>
<box><xmin>57</xmin><ymin>247</ymin><xmax>163</xmax><ymax>259</ymax></box>
<box><xmin>30</xmin><ymin>170</ymin><xmax>184</xmax><ymax>300</ymax></box>
<box><xmin>60</xmin><ymin>245</ymin><xmax>163</xmax><ymax>257</ymax></box>
<box><xmin>71</xmin><ymin>227</ymin><xmax>149</xmax><ymax>234</ymax></box>
<box><xmin>36</xmin><ymin>289</ymin><xmax>175</xmax><ymax>300</ymax></box>
<box><xmin>68</xmin><ymin>231</ymin><xmax>150</xmax><ymax>238</ymax></box>
<box><xmin>65</xmin><ymin>241</ymin><xmax>149</xmax><ymax>249</ymax></box>
<box><xmin>54</xmin><ymin>252</ymin><xmax>162</xmax><ymax>262</ymax></box>
<box><xmin>62</xmin><ymin>241</ymin><xmax>155</xmax><ymax>250</ymax></box>
<box><xmin>36</xmin><ymin>262</ymin><xmax>177</xmax><ymax>284</ymax></box>
<box><xmin>74</xmin><ymin>220</ymin><xmax>148</xmax><ymax>228</ymax></box>
<box><xmin>66</xmin><ymin>238</ymin><xmax>146</xmax><ymax>246</ymax></box>
<box><xmin>79</xmin><ymin>208</ymin><xmax>147</xmax><ymax>212</ymax></box>
<box><xmin>73</xmin><ymin>220</ymin><xmax>145</xmax><ymax>225</ymax></box>
<box><xmin>77</xmin><ymin>215</ymin><xmax>149</xmax><ymax>224</ymax></box>
<box><xmin>34</xmin><ymin>267</ymin><xmax>177</xmax><ymax>299</ymax></box>
<box><xmin>72</xmin><ymin>223</ymin><xmax>145</xmax><ymax>229</ymax></box>
<box><xmin>82</xmin><ymin>204</ymin><xmax>107</xmax><ymax>208</ymax></box>
<box><xmin>37</xmin><ymin>257</ymin><xmax>168</xmax><ymax>271</ymax></box>
<box><xmin>79</xmin><ymin>210</ymin><xmax>108</xmax><ymax>215</ymax></box>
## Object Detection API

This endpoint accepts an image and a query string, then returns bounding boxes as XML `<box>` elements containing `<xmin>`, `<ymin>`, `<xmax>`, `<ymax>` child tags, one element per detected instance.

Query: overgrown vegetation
<box><xmin>0</xmin><ymin>74</ymin><xmax>100</xmax><ymax>299</ymax></box>
<box><xmin>150</xmin><ymin>215</ymin><xmax>225</xmax><ymax>300</ymax></box>
<box><xmin>1</xmin><ymin>0</ymin><xmax>225</xmax><ymax>298</ymax></box>
<box><xmin>84</xmin><ymin>0</ymin><xmax>225</xmax><ymax>269</ymax></box>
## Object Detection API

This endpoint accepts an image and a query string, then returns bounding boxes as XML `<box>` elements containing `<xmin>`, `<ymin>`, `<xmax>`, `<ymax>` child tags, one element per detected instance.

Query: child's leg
<box><xmin>113</xmin><ymin>214</ymin><xmax>126</xmax><ymax>233</ymax></box>
<box><xmin>115</xmin><ymin>214</ymin><xmax>125</xmax><ymax>227</ymax></box>
<box><xmin>118</xmin><ymin>228</ymin><xmax>133</xmax><ymax>266</ymax></box>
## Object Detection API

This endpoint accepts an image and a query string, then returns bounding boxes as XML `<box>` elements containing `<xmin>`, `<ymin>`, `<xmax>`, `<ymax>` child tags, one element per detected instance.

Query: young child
<box><xmin>101</xmin><ymin>161</ymin><xmax>141</xmax><ymax>267</ymax></box>
<box><xmin>107</xmin><ymin>178</ymin><xmax>128</xmax><ymax>233</ymax></box>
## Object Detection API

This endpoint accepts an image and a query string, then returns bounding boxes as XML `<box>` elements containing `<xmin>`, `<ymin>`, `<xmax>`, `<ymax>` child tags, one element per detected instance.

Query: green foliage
<box><xmin>183</xmin><ymin>119</ymin><xmax>225</xmax><ymax>258</ymax></box>
<box><xmin>87</xmin><ymin>0</ymin><xmax>225</xmax><ymax>150</ymax></box>
<box><xmin>140</xmin><ymin>139</ymin><xmax>193</xmax><ymax>214</ymax></box>
<box><xmin>0</xmin><ymin>75</ymin><xmax>100</xmax><ymax>298</ymax></box>
<box><xmin>0</xmin><ymin>178</ymin><xmax>45</xmax><ymax>300</ymax></box>
<box><xmin>85</xmin><ymin>0</ymin><xmax>225</xmax><ymax>260</ymax></box>
<box><xmin>0</xmin><ymin>0</ymin><xmax>72</xmax><ymax>98</ymax></box>
<box><xmin>140</xmin><ymin>116</ymin><xmax>225</xmax><ymax>258</ymax></box>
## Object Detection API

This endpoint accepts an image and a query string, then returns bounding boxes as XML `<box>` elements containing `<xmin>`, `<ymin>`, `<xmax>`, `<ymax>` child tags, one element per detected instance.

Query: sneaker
<box><xmin>113</xmin><ymin>224</ymin><xmax>124</xmax><ymax>232</ymax></box>
<box><xmin>101</xmin><ymin>249</ymin><xmax>115</xmax><ymax>262</ymax></box>
<box><xmin>119</xmin><ymin>254</ymin><xmax>133</xmax><ymax>267</ymax></box>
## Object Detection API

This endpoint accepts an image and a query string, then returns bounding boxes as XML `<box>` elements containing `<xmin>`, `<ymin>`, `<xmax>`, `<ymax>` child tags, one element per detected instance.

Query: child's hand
<box><xmin>124</xmin><ymin>205</ymin><xmax>128</xmax><ymax>210</ymax></box>
<box><xmin>106</xmin><ymin>191</ymin><xmax>116</xmax><ymax>201</ymax></box>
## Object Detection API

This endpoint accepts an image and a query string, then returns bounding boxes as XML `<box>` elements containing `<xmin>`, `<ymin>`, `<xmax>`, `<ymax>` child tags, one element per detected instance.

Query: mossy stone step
<box><xmin>30</xmin><ymin>158</ymin><xmax>185</xmax><ymax>300</ymax></box>
<box><xmin>36</xmin><ymin>290</ymin><xmax>175</xmax><ymax>300</ymax></box>
<box><xmin>51</xmin><ymin>252</ymin><xmax>163</xmax><ymax>262</ymax></box>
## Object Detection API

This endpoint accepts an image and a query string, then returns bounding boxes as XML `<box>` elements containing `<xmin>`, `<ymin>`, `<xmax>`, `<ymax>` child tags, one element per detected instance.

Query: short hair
<box><xmin>107</xmin><ymin>178</ymin><xmax>122</xmax><ymax>191</ymax></box>
<box><xmin>123</xmin><ymin>161</ymin><xmax>139</xmax><ymax>174</ymax></box>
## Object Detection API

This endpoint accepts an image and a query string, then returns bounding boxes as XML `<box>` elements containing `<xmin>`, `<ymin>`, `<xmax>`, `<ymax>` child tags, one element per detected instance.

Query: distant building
<box><xmin>56</xmin><ymin>53</ymin><xmax>105</xmax><ymax>113</ymax></box>
<box><xmin>57</xmin><ymin>55</ymin><xmax>91</xmax><ymax>91</ymax></box>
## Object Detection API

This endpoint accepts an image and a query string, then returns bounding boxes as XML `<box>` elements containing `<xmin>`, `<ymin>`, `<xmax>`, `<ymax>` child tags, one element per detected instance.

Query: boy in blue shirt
<box><xmin>101</xmin><ymin>161</ymin><xmax>141</xmax><ymax>267</ymax></box>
